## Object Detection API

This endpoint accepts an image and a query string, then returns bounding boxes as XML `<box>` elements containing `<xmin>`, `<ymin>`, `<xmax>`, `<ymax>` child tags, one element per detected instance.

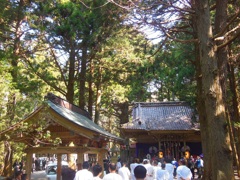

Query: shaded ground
<box><xmin>31</xmin><ymin>170</ymin><xmax>47</xmax><ymax>180</ymax></box>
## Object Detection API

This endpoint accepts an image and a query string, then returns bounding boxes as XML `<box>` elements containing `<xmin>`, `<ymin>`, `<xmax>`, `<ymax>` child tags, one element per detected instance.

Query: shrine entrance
<box><xmin>120</xmin><ymin>102</ymin><xmax>201</xmax><ymax>162</ymax></box>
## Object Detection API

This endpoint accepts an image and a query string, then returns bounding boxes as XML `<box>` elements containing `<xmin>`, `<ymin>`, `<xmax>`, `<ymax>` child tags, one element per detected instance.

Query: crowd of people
<box><xmin>8</xmin><ymin>160</ymin><xmax>26</xmax><ymax>180</ymax></box>
<box><xmin>72</xmin><ymin>154</ymin><xmax>204</xmax><ymax>180</ymax></box>
<box><xmin>7</xmin><ymin>153</ymin><xmax>203</xmax><ymax>180</ymax></box>
<box><xmin>33</xmin><ymin>157</ymin><xmax>47</xmax><ymax>171</ymax></box>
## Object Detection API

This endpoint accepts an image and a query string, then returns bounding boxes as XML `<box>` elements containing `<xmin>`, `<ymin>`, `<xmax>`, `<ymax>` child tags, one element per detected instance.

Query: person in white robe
<box><xmin>176</xmin><ymin>159</ymin><xmax>192</xmax><ymax>180</ymax></box>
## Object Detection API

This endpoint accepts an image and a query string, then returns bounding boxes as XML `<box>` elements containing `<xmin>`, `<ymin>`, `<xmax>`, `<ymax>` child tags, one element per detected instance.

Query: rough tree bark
<box><xmin>78</xmin><ymin>38</ymin><xmax>88</xmax><ymax>110</ymax></box>
<box><xmin>2</xmin><ymin>141</ymin><xmax>13</xmax><ymax>177</ymax></box>
<box><xmin>94</xmin><ymin>66</ymin><xmax>103</xmax><ymax>124</ymax></box>
<box><xmin>66</xmin><ymin>39</ymin><xmax>76</xmax><ymax>103</ymax></box>
<box><xmin>195</xmin><ymin>0</ymin><xmax>233</xmax><ymax>179</ymax></box>
<box><xmin>88</xmin><ymin>59</ymin><xmax>94</xmax><ymax>118</ymax></box>
<box><xmin>215</xmin><ymin>0</ymin><xmax>239</xmax><ymax>176</ymax></box>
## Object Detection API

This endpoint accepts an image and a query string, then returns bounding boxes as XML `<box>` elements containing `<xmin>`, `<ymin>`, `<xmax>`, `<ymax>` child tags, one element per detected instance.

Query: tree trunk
<box><xmin>79</xmin><ymin>39</ymin><xmax>88</xmax><ymax>109</ymax></box>
<box><xmin>195</xmin><ymin>43</ymin><xmax>212</xmax><ymax>178</ymax></box>
<box><xmin>94</xmin><ymin>66</ymin><xmax>103</xmax><ymax>124</ymax></box>
<box><xmin>195</xmin><ymin>1</ymin><xmax>233</xmax><ymax>179</ymax></box>
<box><xmin>2</xmin><ymin>141</ymin><xmax>13</xmax><ymax>177</ymax></box>
<box><xmin>66</xmin><ymin>40</ymin><xmax>76</xmax><ymax>103</ymax></box>
<box><xmin>118</xmin><ymin>102</ymin><xmax>129</xmax><ymax>125</ymax></box>
<box><xmin>190</xmin><ymin>0</ymin><xmax>210</xmax><ymax>177</ymax></box>
<box><xmin>215</xmin><ymin>0</ymin><xmax>239</xmax><ymax>176</ymax></box>
<box><xmin>88</xmin><ymin>59</ymin><xmax>94</xmax><ymax>118</ymax></box>
<box><xmin>94</xmin><ymin>88</ymin><xmax>101</xmax><ymax>125</ymax></box>
<box><xmin>226</xmin><ymin>107</ymin><xmax>240</xmax><ymax>176</ymax></box>
<box><xmin>228</xmin><ymin>61</ymin><xmax>240</xmax><ymax>176</ymax></box>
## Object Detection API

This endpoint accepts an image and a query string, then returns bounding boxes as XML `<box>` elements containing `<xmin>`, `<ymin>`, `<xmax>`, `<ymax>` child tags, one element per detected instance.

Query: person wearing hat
<box><xmin>143</xmin><ymin>159</ymin><xmax>154</xmax><ymax>180</ymax></box>
<box><xmin>176</xmin><ymin>159</ymin><xmax>192</xmax><ymax>180</ymax></box>
<box><xmin>156</xmin><ymin>163</ymin><xmax>170</xmax><ymax>180</ymax></box>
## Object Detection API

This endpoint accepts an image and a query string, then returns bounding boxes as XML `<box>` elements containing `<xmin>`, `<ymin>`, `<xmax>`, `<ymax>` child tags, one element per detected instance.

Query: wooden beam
<box><xmin>25</xmin><ymin>146</ymin><xmax>108</xmax><ymax>154</ymax></box>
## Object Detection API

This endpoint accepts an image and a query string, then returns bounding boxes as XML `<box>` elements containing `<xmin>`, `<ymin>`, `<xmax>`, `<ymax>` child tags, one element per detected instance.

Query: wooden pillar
<box><xmin>76</xmin><ymin>153</ymin><xmax>84</xmax><ymax>170</ymax></box>
<box><xmin>158</xmin><ymin>141</ymin><xmax>161</xmax><ymax>150</ymax></box>
<box><xmin>97</xmin><ymin>150</ymin><xmax>104</xmax><ymax>178</ymax></box>
<box><xmin>26</xmin><ymin>151</ymin><xmax>32</xmax><ymax>180</ymax></box>
<box><xmin>183</xmin><ymin>140</ymin><xmax>186</xmax><ymax>158</ymax></box>
<box><xmin>177</xmin><ymin>140</ymin><xmax>180</xmax><ymax>160</ymax></box>
<box><xmin>57</xmin><ymin>154</ymin><xmax>62</xmax><ymax>180</ymax></box>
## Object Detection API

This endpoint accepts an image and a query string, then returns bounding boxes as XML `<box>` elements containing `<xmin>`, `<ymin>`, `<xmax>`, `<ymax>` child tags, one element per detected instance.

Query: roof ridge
<box><xmin>45</xmin><ymin>93</ymin><xmax>92</xmax><ymax>120</ymax></box>
<box><xmin>133</xmin><ymin>101</ymin><xmax>188</xmax><ymax>107</ymax></box>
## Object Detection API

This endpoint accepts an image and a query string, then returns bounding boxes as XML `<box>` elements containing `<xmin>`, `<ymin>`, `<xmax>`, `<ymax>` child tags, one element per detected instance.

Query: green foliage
<box><xmin>13</xmin><ymin>143</ymin><xmax>27</xmax><ymax>161</ymax></box>
<box><xmin>154</xmin><ymin>40</ymin><xmax>196</xmax><ymax>103</ymax></box>
<box><xmin>95</xmin><ymin>27</ymin><xmax>152</xmax><ymax>107</ymax></box>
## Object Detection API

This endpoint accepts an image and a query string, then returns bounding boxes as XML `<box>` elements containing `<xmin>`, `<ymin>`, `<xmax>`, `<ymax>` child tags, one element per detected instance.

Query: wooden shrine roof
<box><xmin>47</xmin><ymin>100</ymin><xmax>121</xmax><ymax>141</ymax></box>
<box><xmin>0</xmin><ymin>93</ymin><xmax>123</xmax><ymax>146</ymax></box>
<box><xmin>120</xmin><ymin>102</ymin><xmax>201</xmax><ymax>143</ymax></box>
<box><xmin>121</xmin><ymin>101</ymin><xmax>200</xmax><ymax>132</ymax></box>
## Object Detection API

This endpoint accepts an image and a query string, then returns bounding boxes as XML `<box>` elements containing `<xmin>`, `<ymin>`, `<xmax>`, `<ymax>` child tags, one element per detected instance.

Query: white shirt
<box><xmin>74</xmin><ymin>169</ymin><xmax>93</xmax><ymax>180</ymax></box>
<box><xmin>156</xmin><ymin>169</ymin><xmax>170</xmax><ymax>180</ymax></box>
<box><xmin>144</xmin><ymin>163</ymin><xmax>154</xmax><ymax>180</ymax></box>
<box><xmin>93</xmin><ymin>177</ymin><xmax>102</xmax><ymax>180</ymax></box>
<box><xmin>130</xmin><ymin>163</ymin><xmax>138</xmax><ymax>180</ymax></box>
<box><xmin>118</xmin><ymin>166</ymin><xmax>130</xmax><ymax>180</ymax></box>
<box><xmin>103</xmin><ymin>172</ymin><xmax>122</xmax><ymax>180</ymax></box>
<box><xmin>153</xmin><ymin>166</ymin><xmax>161</xmax><ymax>180</ymax></box>
<box><xmin>116</xmin><ymin>162</ymin><xmax>122</xmax><ymax>171</ymax></box>
<box><xmin>176</xmin><ymin>165</ymin><xmax>192</xmax><ymax>180</ymax></box>
<box><xmin>165</xmin><ymin>163</ymin><xmax>174</xmax><ymax>180</ymax></box>
<box><xmin>200</xmin><ymin>159</ymin><xmax>204</xmax><ymax>167</ymax></box>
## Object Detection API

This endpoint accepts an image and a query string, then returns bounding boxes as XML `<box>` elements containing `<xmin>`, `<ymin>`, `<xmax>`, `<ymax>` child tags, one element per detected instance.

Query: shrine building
<box><xmin>0</xmin><ymin>93</ymin><xmax>123</xmax><ymax>180</ymax></box>
<box><xmin>120</xmin><ymin>101</ymin><xmax>201</xmax><ymax>161</ymax></box>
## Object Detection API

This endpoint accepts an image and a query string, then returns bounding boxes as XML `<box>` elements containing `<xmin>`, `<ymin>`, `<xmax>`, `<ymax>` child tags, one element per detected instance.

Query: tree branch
<box><xmin>165</xmin><ymin>32</ymin><xmax>198</xmax><ymax>43</ymax></box>
<box><xmin>21</xmin><ymin>55</ymin><xmax>67</xmax><ymax>96</ymax></box>
<box><xmin>217</xmin><ymin>23</ymin><xmax>240</xmax><ymax>49</ymax></box>
<box><xmin>48</xmin><ymin>43</ymin><xmax>68</xmax><ymax>88</ymax></box>
<box><xmin>214</xmin><ymin>9</ymin><xmax>240</xmax><ymax>39</ymax></box>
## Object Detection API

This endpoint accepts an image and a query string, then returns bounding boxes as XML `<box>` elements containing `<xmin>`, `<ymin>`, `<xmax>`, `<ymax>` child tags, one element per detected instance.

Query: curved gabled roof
<box><xmin>0</xmin><ymin>93</ymin><xmax>123</xmax><ymax>143</ymax></box>
<box><xmin>47</xmin><ymin>100</ymin><xmax>123</xmax><ymax>141</ymax></box>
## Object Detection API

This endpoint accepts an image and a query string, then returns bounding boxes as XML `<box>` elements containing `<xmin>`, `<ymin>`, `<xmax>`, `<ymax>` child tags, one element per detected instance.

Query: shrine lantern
<box><xmin>185</xmin><ymin>151</ymin><xmax>190</xmax><ymax>159</ymax></box>
<box><xmin>181</xmin><ymin>145</ymin><xmax>190</xmax><ymax>159</ymax></box>
<box><xmin>158</xmin><ymin>150</ymin><xmax>164</xmax><ymax>158</ymax></box>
